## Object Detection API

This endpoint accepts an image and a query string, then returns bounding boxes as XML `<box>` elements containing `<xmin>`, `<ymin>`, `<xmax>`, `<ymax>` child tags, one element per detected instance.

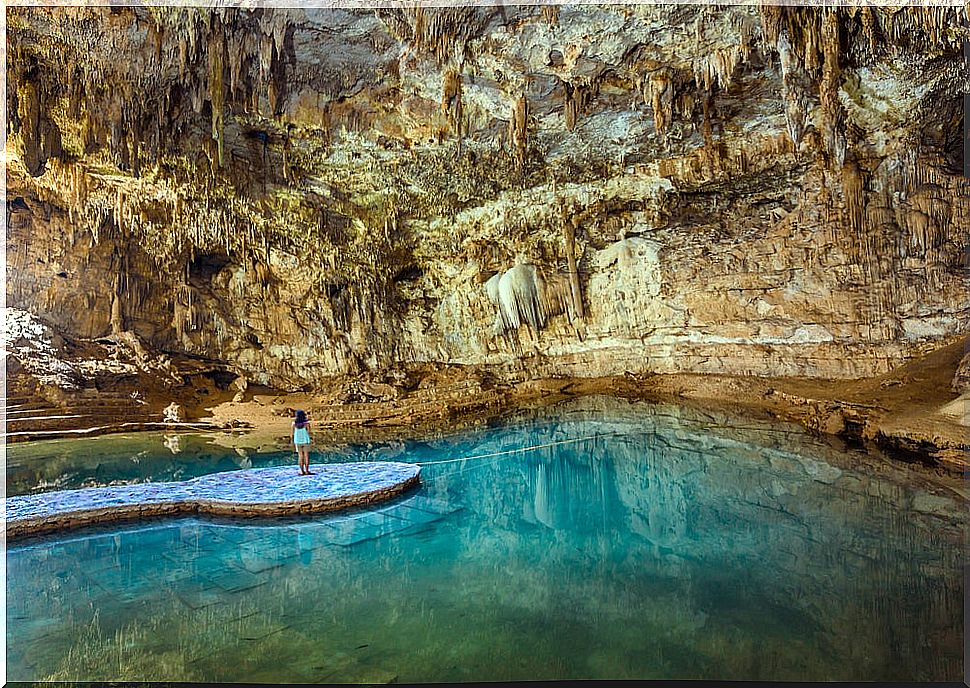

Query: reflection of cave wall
<box><xmin>528</xmin><ymin>443</ymin><xmax>621</xmax><ymax>532</ymax></box>
<box><xmin>6</xmin><ymin>7</ymin><xmax>970</xmax><ymax>388</ymax></box>
<box><xmin>441</xmin><ymin>399</ymin><xmax>963</xmax><ymax>679</ymax></box>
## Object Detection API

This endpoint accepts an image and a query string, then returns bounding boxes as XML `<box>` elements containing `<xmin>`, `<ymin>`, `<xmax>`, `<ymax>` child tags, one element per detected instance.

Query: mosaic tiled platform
<box><xmin>6</xmin><ymin>462</ymin><xmax>421</xmax><ymax>539</ymax></box>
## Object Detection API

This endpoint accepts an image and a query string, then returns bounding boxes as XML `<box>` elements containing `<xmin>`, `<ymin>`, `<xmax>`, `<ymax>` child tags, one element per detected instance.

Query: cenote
<box><xmin>6</xmin><ymin>397</ymin><xmax>966</xmax><ymax>682</ymax></box>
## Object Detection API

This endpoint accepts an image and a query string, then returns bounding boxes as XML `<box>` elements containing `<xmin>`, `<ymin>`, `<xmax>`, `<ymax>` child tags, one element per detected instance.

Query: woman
<box><xmin>292</xmin><ymin>409</ymin><xmax>313</xmax><ymax>475</ymax></box>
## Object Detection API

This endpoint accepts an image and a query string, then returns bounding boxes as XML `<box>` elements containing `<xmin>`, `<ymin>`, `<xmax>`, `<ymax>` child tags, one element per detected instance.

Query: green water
<box><xmin>5</xmin><ymin>397</ymin><xmax>966</xmax><ymax>681</ymax></box>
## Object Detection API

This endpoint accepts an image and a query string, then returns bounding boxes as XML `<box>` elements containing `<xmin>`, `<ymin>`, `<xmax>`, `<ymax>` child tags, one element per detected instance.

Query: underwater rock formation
<box><xmin>6</xmin><ymin>5</ymin><xmax>969</xmax><ymax>390</ymax></box>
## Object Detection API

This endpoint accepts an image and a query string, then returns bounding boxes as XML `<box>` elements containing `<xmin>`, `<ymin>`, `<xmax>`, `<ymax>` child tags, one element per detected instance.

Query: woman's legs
<box><xmin>303</xmin><ymin>445</ymin><xmax>313</xmax><ymax>474</ymax></box>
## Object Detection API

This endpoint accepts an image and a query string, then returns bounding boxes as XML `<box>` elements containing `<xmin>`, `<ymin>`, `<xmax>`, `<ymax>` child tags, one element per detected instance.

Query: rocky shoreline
<box><xmin>7</xmin><ymin>335</ymin><xmax>966</xmax><ymax>474</ymax></box>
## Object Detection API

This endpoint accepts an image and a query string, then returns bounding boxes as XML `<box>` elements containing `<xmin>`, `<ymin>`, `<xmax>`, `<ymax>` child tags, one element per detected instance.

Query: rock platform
<box><xmin>6</xmin><ymin>462</ymin><xmax>421</xmax><ymax>539</ymax></box>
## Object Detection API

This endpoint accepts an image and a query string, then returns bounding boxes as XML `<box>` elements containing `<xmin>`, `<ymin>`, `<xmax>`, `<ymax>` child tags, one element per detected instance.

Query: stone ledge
<box><xmin>6</xmin><ymin>462</ymin><xmax>421</xmax><ymax>539</ymax></box>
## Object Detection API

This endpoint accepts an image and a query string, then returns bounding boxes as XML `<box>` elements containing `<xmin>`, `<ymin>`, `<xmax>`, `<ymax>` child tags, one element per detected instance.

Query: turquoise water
<box><xmin>6</xmin><ymin>397</ymin><xmax>966</xmax><ymax>681</ymax></box>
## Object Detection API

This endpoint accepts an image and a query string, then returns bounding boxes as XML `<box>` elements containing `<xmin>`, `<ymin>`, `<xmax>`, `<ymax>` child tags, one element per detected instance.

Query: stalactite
<box><xmin>694</xmin><ymin>46</ymin><xmax>742</xmax><ymax>92</ymax></box>
<box><xmin>904</xmin><ymin>183</ymin><xmax>950</xmax><ymax>262</ymax></box>
<box><xmin>645</xmin><ymin>70</ymin><xmax>674</xmax><ymax>140</ymax></box>
<box><xmin>208</xmin><ymin>20</ymin><xmax>226</xmax><ymax>168</ymax></box>
<box><xmin>497</xmin><ymin>264</ymin><xmax>545</xmax><ymax>332</ymax></box>
<box><xmin>563</xmin><ymin>216</ymin><xmax>584</xmax><ymax>321</ymax></box>
<box><xmin>701</xmin><ymin>92</ymin><xmax>714</xmax><ymax>145</ymax></box>
<box><xmin>842</xmin><ymin>155</ymin><xmax>865</xmax><ymax>235</ymax></box>
<box><xmin>110</xmin><ymin>289</ymin><xmax>124</xmax><ymax>335</ymax></box>
<box><xmin>800</xmin><ymin>11</ymin><xmax>822</xmax><ymax>76</ymax></box>
<box><xmin>114</xmin><ymin>188</ymin><xmax>124</xmax><ymax>235</ymax></box>
<box><xmin>819</xmin><ymin>10</ymin><xmax>846</xmax><ymax>167</ymax></box>
<box><xmin>258</xmin><ymin>9</ymin><xmax>291</xmax><ymax>117</ymax></box>
<box><xmin>254</xmin><ymin>260</ymin><xmax>271</xmax><ymax>288</ymax></box>
<box><xmin>563</xmin><ymin>81</ymin><xmax>593</xmax><ymax>133</ymax></box>
<box><xmin>541</xmin><ymin>5</ymin><xmax>559</xmax><ymax>25</ymax></box>
<box><xmin>538</xmin><ymin>274</ymin><xmax>574</xmax><ymax>325</ymax></box>
<box><xmin>759</xmin><ymin>4</ymin><xmax>783</xmax><ymax>48</ymax></box>
<box><xmin>736</xmin><ymin>13</ymin><xmax>755</xmax><ymax>62</ymax></box>
<box><xmin>776</xmin><ymin>30</ymin><xmax>809</xmax><ymax>148</ymax></box>
<box><xmin>17</xmin><ymin>78</ymin><xmax>47</xmax><ymax>176</ymax></box>
<box><xmin>226</xmin><ymin>33</ymin><xmax>244</xmax><ymax>101</ymax></box>
<box><xmin>412</xmin><ymin>6</ymin><xmax>427</xmax><ymax>55</ymax></box>
<box><xmin>441</xmin><ymin>68</ymin><xmax>463</xmax><ymax>138</ymax></box>
<box><xmin>509</xmin><ymin>93</ymin><xmax>528</xmax><ymax>171</ymax></box>
<box><xmin>258</xmin><ymin>33</ymin><xmax>274</xmax><ymax>83</ymax></box>
<box><xmin>860</xmin><ymin>7</ymin><xmax>878</xmax><ymax>53</ymax></box>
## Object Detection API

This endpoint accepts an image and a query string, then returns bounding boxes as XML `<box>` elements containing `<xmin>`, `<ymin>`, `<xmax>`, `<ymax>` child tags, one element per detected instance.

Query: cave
<box><xmin>3</xmin><ymin>5</ymin><xmax>968</xmax><ymax>684</ymax></box>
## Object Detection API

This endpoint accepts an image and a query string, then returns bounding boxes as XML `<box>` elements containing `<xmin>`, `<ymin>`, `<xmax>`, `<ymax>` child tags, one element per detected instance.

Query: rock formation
<box><xmin>6</xmin><ymin>5</ymin><xmax>969</xmax><ymax>393</ymax></box>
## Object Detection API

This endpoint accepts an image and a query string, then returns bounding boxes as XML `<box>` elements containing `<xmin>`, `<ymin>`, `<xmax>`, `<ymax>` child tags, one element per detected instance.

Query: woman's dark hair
<box><xmin>294</xmin><ymin>409</ymin><xmax>309</xmax><ymax>428</ymax></box>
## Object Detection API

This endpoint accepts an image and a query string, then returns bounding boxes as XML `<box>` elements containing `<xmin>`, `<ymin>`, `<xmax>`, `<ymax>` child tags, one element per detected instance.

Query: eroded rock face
<box><xmin>952</xmin><ymin>350</ymin><xmax>970</xmax><ymax>394</ymax></box>
<box><xmin>6</xmin><ymin>6</ymin><xmax>969</xmax><ymax>390</ymax></box>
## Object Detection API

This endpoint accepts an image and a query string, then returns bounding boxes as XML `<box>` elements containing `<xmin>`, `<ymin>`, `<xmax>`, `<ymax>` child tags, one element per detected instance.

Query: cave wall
<box><xmin>6</xmin><ymin>5</ymin><xmax>969</xmax><ymax>389</ymax></box>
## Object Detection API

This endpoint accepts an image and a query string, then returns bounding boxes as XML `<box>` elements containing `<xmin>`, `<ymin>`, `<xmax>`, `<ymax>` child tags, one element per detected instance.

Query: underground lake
<box><xmin>5</xmin><ymin>396</ymin><xmax>966</xmax><ymax>682</ymax></box>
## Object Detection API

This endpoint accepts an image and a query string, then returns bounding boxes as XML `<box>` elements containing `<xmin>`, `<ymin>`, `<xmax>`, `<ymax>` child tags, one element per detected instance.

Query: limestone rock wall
<box><xmin>6</xmin><ymin>5</ymin><xmax>969</xmax><ymax>389</ymax></box>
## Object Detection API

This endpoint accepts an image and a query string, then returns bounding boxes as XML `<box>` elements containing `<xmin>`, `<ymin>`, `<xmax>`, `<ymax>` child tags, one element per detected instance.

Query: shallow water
<box><xmin>6</xmin><ymin>397</ymin><xmax>966</xmax><ymax>681</ymax></box>
<box><xmin>5</xmin><ymin>431</ymin><xmax>289</xmax><ymax>496</ymax></box>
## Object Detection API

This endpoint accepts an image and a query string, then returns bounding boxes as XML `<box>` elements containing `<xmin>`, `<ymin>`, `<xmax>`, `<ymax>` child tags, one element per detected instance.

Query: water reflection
<box><xmin>5</xmin><ymin>432</ymin><xmax>291</xmax><ymax>496</ymax></box>
<box><xmin>6</xmin><ymin>397</ymin><xmax>966</xmax><ymax>682</ymax></box>
<box><xmin>163</xmin><ymin>435</ymin><xmax>181</xmax><ymax>454</ymax></box>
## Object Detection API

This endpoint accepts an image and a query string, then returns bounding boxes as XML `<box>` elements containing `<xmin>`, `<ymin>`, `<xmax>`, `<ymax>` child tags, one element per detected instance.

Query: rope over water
<box><xmin>415</xmin><ymin>431</ymin><xmax>628</xmax><ymax>466</ymax></box>
<box><xmin>411</xmin><ymin>414</ymin><xmax>824</xmax><ymax>468</ymax></box>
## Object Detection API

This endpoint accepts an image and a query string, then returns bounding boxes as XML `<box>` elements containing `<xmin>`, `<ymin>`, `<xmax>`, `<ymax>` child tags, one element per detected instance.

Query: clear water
<box><xmin>6</xmin><ymin>431</ymin><xmax>293</xmax><ymax>496</ymax></box>
<box><xmin>6</xmin><ymin>397</ymin><xmax>966</xmax><ymax>682</ymax></box>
